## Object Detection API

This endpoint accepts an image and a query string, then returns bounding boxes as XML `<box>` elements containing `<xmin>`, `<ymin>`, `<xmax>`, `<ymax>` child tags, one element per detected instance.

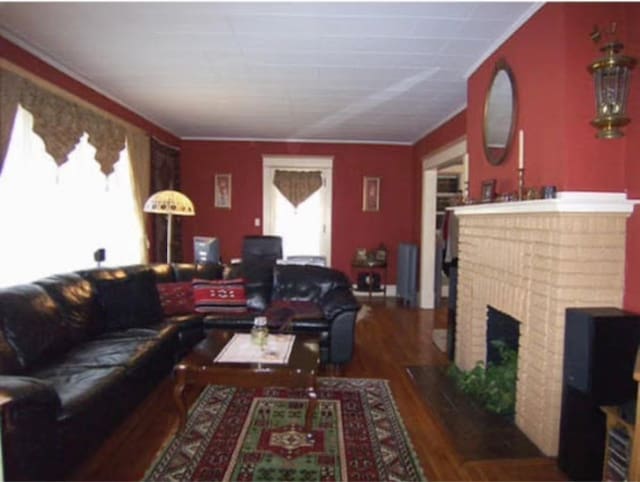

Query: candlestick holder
<box><xmin>518</xmin><ymin>168</ymin><xmax>525</xmax><ymax>200</ymax></box>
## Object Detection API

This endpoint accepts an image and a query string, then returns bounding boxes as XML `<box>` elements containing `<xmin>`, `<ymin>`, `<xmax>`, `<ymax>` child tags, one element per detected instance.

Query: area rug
<box><xmin>144</xmin><ymin>378</ymin><xmax>425</xmax><ymax>482</ymax></box>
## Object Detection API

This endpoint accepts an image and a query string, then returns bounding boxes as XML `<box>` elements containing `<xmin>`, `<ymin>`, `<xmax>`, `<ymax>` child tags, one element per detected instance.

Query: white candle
<box><xmin>463</xmin><ymin>153</ymin><xmax>469</xmax><ymax>184</ymax></box>
<box><xmin>518</xmin><ymin>129</ymin><xmax>524</xmax><ymax>170</ymax></box>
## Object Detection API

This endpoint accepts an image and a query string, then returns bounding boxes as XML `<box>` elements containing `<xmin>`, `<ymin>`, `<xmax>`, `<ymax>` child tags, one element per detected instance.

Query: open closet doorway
<box><xmin>419</xmin><ymin>139</ymin><xmax>467</xmax><ymax>308</ymax></box>
<box><xmin>262</xmin><ymin>155</ymin><xmax>333</xmax><ymax>266</ymax></box>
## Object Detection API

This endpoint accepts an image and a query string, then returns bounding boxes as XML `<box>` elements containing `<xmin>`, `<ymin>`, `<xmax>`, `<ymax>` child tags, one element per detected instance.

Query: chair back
<box><xmin>242</xmin><ymin>235</ymin><xmax>283</xmax><ymax>264</ymax></box>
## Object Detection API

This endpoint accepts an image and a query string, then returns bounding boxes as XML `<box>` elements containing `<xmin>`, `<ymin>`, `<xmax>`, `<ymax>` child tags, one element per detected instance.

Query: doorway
<box><xmin>262</xmin><ymin>155</ymin><xmax>333</xmax><ymax>265</ymax></box>
<box><xmin>419</xmin><ymin>139</ymin><xmax>467</xmax><ymax>308</ymax></box>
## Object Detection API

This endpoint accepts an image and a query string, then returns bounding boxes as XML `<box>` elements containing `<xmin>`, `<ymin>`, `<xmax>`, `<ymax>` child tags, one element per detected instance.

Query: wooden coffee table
<box><xmin>173</xmin><ymin>330</ymin><xmax>320</xmax><ymax>438</ymax></box>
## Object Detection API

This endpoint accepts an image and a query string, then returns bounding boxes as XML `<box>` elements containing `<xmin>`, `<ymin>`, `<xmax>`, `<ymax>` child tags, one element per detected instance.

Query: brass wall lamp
<box><xmin>588</xmin><ymin>22</ymin><xmax>636</xmax><ymax>139</ymax></box>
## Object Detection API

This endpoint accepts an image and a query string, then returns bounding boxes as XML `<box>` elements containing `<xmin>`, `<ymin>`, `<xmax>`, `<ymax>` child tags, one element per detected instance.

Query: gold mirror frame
<box><xmin>483</xmin><ymin>59</ymin><xmax>518</xmax><ymax>166</ymax></box>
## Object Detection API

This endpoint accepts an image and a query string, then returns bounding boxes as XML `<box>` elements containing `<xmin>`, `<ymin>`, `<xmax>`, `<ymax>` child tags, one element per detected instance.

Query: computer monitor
<box><xmin>193</xmin><ymin>236</ymin><xmax>220</xmax><ymax>263</ymax></box>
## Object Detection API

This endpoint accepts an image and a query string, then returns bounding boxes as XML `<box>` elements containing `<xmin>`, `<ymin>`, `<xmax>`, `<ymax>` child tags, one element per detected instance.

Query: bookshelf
<box><xmin>601</xmin><ymin>348</ymin><xmax>640</xmax><ymax>482</ymax></box>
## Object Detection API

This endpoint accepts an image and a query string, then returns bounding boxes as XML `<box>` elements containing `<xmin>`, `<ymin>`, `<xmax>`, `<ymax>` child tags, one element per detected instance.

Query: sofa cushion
<box><xmin>34</xmin><ymin>273</ymin><xmax>102</xmax><ymax>341</ymax></box>
<box><xmin>56</xmin><ymin>338</ymin><xmax>159</xmax><ymax>368</ymax></box>
<box><xmin>228</xmin><ymin>260</ymin><xmax>274</xmax><ymax>311</ymax></box>
<box><xmin>193</xmin><ymin>278</ymin><xmax>247</xmax><ymax>313</ymax></box>
<box><xmin>271</xmin><ymin>264</ymin><xmax>351</xmax><ymax>303</ymax></box>
<box><xmin>0</xmin><ymin>284</ymin><xmax>72</xmax><ymax>372</ymax></box>
<box><xmin>149</xmin><ymin>264</ymin><xmax>175</xmax><ymax>283</ymax></box>
<box><xmin>173</xmin><ymin>263</ymin><xmax>224</xmax><ymax>282</ymax></box>
<box><xmin>156</xmin><ymin>282</ymin><xmax>194</xmax><ymax>316</ymax></box>
<box><xmin>31</xmin><ymin>364</ymin><xmax>128</xmax><ymax>419</ymax></box>
<box><xmin>94</xmin><ymin>269</ymin><xmax>163</xmax><ymax>330</ymax></box>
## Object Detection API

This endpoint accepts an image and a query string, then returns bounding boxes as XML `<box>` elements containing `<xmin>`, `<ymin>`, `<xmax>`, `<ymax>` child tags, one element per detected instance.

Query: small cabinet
<box><xmin>601</xmin><ymin>405</ymin><xmax>635</xmax><ymax>481</ymax></box>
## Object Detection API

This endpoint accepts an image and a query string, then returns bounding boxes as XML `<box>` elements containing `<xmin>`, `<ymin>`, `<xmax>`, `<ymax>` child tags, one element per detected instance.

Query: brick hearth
<box><xmin>451</xmin><ymin>192</ymin><xmax>636</xmax><ymax>456</ymax></box>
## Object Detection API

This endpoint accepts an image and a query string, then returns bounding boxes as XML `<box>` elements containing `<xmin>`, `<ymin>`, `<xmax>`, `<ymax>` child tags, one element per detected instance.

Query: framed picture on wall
<box><xmin>362</xmin><ymin>176</ymin><xmax>380</xmax><ymax>212</ymax></box>
<box><xmin>481</xmin><ymin>179</ymin><xmax>496</xmax><ymax>203</ymax></box>
<box><xmin>214</xmin><ymin>174</ymin><xmax>232</xmax><ymax>209</ymax></box>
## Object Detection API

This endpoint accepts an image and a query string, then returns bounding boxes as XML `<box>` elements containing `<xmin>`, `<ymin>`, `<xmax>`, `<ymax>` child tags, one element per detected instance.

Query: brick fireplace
<box><xmin>451</xmin><ymin>192</ymin><xmax>637</xmax><ymax>456</ymax></box>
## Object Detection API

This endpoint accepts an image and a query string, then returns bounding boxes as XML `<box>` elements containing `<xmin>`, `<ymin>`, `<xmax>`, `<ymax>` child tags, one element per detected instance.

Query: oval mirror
<box><xmin>483</xmin><ymin>60</ymin><xmax>517</xmax><ymax>166</ymax></box>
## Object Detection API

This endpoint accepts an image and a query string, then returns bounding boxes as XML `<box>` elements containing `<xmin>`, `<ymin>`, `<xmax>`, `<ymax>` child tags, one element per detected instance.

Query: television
<box><xmin>193</xmin><ymin>236</ymin><xmax>220</xmax><ymax>263</ymax></box>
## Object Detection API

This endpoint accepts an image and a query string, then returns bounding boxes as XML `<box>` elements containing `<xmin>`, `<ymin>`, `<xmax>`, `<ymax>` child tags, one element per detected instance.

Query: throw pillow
<box><xmin>95</xmin><ymin>270</ymin><xmax>164</xmax><ymax>330</ymax></box>
<box><xmin>192</xmin><ymin>278</ymin><xmax>247</xmax><ymax>313</ymax></box>
<box><xmin>156</xmin><ymin>282</ymin><xmax>194</xmax><ymax>316</ymax></box>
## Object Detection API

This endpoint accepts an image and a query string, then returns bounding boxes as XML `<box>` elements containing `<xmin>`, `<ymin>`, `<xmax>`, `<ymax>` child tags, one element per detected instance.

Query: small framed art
<box><xmin>363</xmin><ymin>176</ymin><xmax>380</xmax><ymax>212</ymax></box>
<box><xmin>214</xmin><ymin>174</ymin><xmax>232</xmax><ymax>209</ymax></box>
<box><xmin>481</xmin><ymin>179</ymin><xmax>496</xmax><ymax>203</ymax></box>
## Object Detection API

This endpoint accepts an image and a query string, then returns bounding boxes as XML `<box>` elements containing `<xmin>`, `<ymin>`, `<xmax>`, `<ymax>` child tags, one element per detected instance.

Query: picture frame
<box><xmin>355</xmin><ymin>248</ymin><xmax>367</xmax><ymax>261</ymax></box>
<box><xmin>362</xmin><ymin>176</ymin><xmax>380</xmax><ymax>212</ymax></box>
<box><xmin>214</xmin><ymin>174</ymin><xmax>232</xmax><ymax>209</ymax></box>
<box><xmin>481</xmin><ymin>179</ymin><xmax>496</xmax><ymax>203</ymax></box>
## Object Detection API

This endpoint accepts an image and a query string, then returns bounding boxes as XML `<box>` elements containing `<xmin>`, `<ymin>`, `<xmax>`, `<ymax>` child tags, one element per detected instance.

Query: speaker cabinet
<box><xmin>558</xmin><ymin>307</ymin><xmax>640</xmax><ymax>481</ymax></box>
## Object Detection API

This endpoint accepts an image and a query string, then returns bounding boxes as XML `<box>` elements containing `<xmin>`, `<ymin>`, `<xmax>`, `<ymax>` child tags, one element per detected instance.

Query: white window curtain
<box><xmin>0</xmin><ymin>105</ymin><xmax>145</xmax><ymax>287</ymax></box>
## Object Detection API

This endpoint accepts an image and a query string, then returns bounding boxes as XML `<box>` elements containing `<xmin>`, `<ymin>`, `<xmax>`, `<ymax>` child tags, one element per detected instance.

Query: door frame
<box><xmin>419</xmin><ymin>138</ymin><xmax>467</xmax><ymax>308</ymax></box>
<box><xmin>262</xmin><ymin>155</ymin><xmax>333</xmax><ymax>266</ymax></box>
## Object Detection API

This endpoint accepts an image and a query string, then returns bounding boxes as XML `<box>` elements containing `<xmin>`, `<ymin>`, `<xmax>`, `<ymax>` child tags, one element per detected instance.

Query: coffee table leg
<box><xmin>173</xmin><ymin>368</ymin><xmax>187</xmax><ymax>431</ymax></box>
<box><xmin>304</xmin><ymin>378</ymin><xmax>318</xmax><ymax>441</ymax></box>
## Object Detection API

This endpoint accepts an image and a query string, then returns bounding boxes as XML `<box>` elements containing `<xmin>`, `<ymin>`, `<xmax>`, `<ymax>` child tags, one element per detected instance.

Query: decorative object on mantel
<box><xmin>481</xmin><ymin>179</ymin><xmax>496</xmax><ymax>203</ymax></box>
<box><xmin>524</xmin><ymin>187</ymin><xmax>540</xmax><ymax>200</ymax></box>
<box><xmin>517</xmin><ymin>129</ymin><xmax>525</xmax><ymax>200</ymax></box>
<box><xmin>588</xmin><ymin>22</ymin><xmax>636</xmax><ymax>139</ymax></box>
<box><xmin>542</xmin><ymin>185</ymin><xmax>557</xmax><ymax>199</ymax></box>
<box><xmin>143</xmin><ymin>190</ymin><xmax>195</xmax><ymax>263</ymax></box>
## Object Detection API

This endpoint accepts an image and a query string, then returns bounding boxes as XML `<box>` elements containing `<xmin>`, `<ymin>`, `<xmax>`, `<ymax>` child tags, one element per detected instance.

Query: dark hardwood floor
<box><xmin>70</xmin><ymin>299</ymin><xmax>567</xmax><ymax>481</ymax></box>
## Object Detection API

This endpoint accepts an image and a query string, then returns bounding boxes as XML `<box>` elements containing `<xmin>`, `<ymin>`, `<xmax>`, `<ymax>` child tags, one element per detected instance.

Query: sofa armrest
<box><xmin>0</xmin><ymin>376</ymin><xmax>61</xmax><ymax>421</ymax></box>
<box><xmin>318</xmin><ymin>288</ymin><xmax>360</xmax><ymax>320</ymax></box>
<box><xmin>0</xmin><ymin>376</ymin><xmax>62</xmax><ymax>480</ymax></box>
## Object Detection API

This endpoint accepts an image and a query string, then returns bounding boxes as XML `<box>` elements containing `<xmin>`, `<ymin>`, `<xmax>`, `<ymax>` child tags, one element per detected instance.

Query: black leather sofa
<box><xmin>0</xmin><ymin>262</ymin><xmax>222</xmax><ymax>481</ymax></box>
<box><xmin>0</xmin><ymin>260</ymin><xmax>358</xmax><ymax>480</ymax></box>
<box><xmin>205</xmin><ymin>262</ymin><xmax>360</xmax><ymax>365</ymax></box>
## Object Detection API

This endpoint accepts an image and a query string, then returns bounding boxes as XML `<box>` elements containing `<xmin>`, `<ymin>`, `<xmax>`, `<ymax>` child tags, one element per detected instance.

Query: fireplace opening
<box><xmin>486</xmin><ymin>305</ymin><xmax>520</xmax><ymax>365</ymax></box>
<box><xmin>448</xmin><ymin>306</ymin><xmax>520</xmax><ymax>416</ymax></box>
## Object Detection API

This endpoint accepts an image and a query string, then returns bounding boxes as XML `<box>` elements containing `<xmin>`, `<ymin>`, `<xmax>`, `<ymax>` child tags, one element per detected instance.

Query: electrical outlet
<box><xmin>254</xmin><ymin>218</ymin><xmax>261</xmax><ymax>227</ymax></box>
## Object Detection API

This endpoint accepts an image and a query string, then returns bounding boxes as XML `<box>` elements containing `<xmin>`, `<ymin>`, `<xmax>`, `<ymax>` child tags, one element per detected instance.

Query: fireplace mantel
<box><xmin>451</xmin><ymin>191</ymin><xmax>638</xmax><ymax>216</ymax></box>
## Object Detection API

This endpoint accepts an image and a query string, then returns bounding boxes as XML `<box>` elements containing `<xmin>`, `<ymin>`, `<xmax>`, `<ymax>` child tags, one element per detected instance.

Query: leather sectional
<box><xmin>0</xmin><ymin>261</ymin><xmax>359</xmax><ymax>480</ymax></box>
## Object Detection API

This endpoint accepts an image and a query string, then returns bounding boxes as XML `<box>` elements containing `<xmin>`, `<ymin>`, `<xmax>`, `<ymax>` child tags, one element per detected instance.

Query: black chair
<box><xmin>242</xmin><ymin>235</ymin><xmax>283</xmax><ymax>264</ymax></box>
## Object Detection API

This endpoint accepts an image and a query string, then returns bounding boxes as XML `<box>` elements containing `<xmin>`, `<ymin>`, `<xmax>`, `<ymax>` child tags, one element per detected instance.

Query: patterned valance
<box><xmin>273</xmin><ymin>170</ymin><xmax>323</xmax><ymax>208</ymax></box>
<box><xmin>0</xmin><ymin>68</ymin><xmax>126</xmax><ymax>175</ymax></box>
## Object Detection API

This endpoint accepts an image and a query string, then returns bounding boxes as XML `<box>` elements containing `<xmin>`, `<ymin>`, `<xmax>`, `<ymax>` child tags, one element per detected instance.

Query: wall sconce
<box><xmin>588</xmin><ymin>23</ymin><xmax>636</xmax><ymax>139</ymax></box>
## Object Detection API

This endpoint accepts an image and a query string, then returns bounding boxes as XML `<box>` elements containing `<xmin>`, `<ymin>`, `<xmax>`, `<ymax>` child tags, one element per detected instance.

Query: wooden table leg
<box><xmin>173</xmin><ymin>368</ymin><xmax>187</xmax><ymax>431</ymax></box>
<box><xmin>304</xmin><ymin>374</ymin><xmax>318</xmax><ymax>441</ymax></box>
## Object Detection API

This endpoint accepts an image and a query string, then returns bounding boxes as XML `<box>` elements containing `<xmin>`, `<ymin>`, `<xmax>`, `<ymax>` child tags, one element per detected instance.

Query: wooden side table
<box><xmin>351</xmin><ymin>259</ymin><xmax>387</xmax><ymax>300</ymax></box>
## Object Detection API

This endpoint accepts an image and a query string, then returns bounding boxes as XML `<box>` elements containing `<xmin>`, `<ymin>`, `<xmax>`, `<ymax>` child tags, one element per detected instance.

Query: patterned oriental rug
<box><xmin>144</xmin><ymin>378</ymin><xmax>426</xmax><ymax>482</ymax></box>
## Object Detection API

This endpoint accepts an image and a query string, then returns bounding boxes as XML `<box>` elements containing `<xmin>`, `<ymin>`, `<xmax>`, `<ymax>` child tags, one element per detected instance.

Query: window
<box><xmin>0</xmin><ymin>105</ymin><xmax>144</xmax><ymax>287</ymax></box>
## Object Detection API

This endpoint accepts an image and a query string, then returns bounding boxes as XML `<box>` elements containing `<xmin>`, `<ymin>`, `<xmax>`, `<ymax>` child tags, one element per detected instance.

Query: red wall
<box><xmin>1</xmin><ymin>36</ymin><xmax>179</xmax><ymax>146</ymax></box>
<box><xmin>180</xmin><ymin>141</ymin><xmax>415</xmax><ymax>283</ymax></box>
<box><xmin>466</xmin><ymin>3</ymin><xmax>640</xmax><ymax>311</ymax></box>
<box><xmin>468</xmin><ymin>4</ymin><xmax>568</xmax><ymax>198</ymax></box>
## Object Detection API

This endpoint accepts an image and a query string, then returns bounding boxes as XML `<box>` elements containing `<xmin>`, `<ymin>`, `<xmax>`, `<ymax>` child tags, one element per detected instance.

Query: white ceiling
<box><xmin>0</xmin><ymin>2</ymin><xmax>541</xmax><ymax>144</ymax></box>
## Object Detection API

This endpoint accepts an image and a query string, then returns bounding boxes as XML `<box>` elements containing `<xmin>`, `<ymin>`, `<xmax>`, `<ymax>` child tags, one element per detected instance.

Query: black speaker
<box><xmin>558</xmin><ymin>307</ymin><xmax>640</xmax><ymax>481</ymax></box>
